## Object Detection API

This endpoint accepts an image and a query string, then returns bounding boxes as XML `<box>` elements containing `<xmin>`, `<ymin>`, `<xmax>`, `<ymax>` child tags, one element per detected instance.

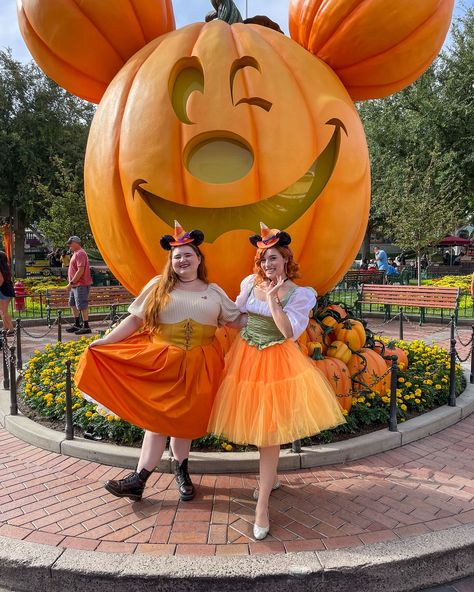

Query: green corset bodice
<box><xmin>240</xmin><ymin>312</ymin><xmax>286</xmax><ymax>350</ymax></box>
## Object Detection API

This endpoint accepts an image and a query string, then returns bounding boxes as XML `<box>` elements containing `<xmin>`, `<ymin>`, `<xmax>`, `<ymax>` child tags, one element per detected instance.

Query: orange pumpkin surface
<box><xmin>84</xmin><ymin>20</ymin><xmax>370</xmax><ymax>297</ymax></box>
<box><xmin>374</xmin><ymin>342</ymin><xmax>409</xmax><ymax>370</ymax></box>
<box><xmin>17</xmin><ymin>0</ymin><xmax>175</xmax><ymax>103</ymax></box>
<box><xmin>306</xmin><ymin>319</ymin><xmax>324</xmax><ymax>344</ymax></box>
<box><xmin>312</xmin><ymin>353</ymin><xmax>353</xmax><ymax>412</ymax></box>
<box><xmin>289</xmin><ymin>0</ymin><xmax>455</xmax><ymax>100</ymax></box>
<box><xmin>326</xmin><ymin>340</ymin><xmax>352</xmax><ymax>365</ymax></box>
<box><xmin>348</xmin><ymin>348</ymin><xmax>390</xmax><ymax>395</ymax></box>
<box><xmin>335</xmin><ymin>319</ymin><xmax>366</xmax><ymax>351</ymax></box>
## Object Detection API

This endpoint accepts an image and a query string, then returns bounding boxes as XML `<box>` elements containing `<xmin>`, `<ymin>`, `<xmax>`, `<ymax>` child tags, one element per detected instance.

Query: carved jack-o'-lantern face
<box><xmin>18</xmin><ymin>0</ymin><xmax>453</xmax><ymax>297</ymax></box>
<box><xmin>85</xmin><ymin>21</ymin><xmax>369</xmax><ymax>296</ymax></box>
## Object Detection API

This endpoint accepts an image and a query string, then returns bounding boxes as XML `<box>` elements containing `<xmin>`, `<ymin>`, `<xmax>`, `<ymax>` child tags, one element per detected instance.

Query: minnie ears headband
<box><xmin>160</xmin><ymin>220</ymin><xmax>204</xmax><ymax>251</ymax></box>
<box><xmin>249</xmin><ymin>223</ymin><xmax>292</xmax><ymax>250</ymax></box>
<box><xmin>160</xmin><ymin>221</ymin><xmax>291</xmax><ymax>251</ymax></box>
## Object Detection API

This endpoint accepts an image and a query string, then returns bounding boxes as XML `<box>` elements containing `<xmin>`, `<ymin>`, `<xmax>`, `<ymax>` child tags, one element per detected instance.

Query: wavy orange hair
<box><xmin>144</xmin><ymin>244</ymin><xmax>208</xmax><ymax>333</ymax></box>
<box><xmin>253</xmin><ymin>245</ymin><xmax>300</xmax><ymax>284</ymax></box>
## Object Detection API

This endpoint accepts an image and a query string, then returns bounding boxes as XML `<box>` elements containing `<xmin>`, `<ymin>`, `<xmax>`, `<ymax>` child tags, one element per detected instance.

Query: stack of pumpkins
<box><xmin>298</xmin><ymin>305</ymin><xmax>409</xmax><ymax>413</ymax></box>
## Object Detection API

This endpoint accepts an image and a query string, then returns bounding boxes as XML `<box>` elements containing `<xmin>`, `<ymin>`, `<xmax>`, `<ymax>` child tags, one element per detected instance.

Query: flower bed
<box><xmin>19</xmin><ymin>334</ymin><xmax>464</xmax><ymax>449</ymax></box>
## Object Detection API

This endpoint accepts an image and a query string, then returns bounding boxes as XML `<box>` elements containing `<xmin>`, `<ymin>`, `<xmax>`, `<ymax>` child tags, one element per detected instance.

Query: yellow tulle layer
<box><xmin>208</xmin><ymin>338</ymin><xmax>346</xmax><ymax>447</ymax></box>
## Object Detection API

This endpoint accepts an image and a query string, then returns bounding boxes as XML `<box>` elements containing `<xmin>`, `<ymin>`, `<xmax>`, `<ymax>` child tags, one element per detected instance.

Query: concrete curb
<box><xmin>1</xmin><ymin>369</ymin><xmax>473</xmax><ymax>475</ymax></box>
<box><xmin>0</xmin><ymin>524</ymin><xmax>473</xmax><ymax>592</ymax></box>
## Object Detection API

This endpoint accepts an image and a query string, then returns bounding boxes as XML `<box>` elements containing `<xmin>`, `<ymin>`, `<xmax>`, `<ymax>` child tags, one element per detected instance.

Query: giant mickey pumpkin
<box><xmin>17</xmin><ymin>0</ymin><xmax>454</xmax><ymax>297</ymax></box>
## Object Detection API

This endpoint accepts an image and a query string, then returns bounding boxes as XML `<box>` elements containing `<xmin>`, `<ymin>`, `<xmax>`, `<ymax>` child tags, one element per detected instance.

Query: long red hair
<box><xmin>253</xmin><ymin>245</ymin><xmax>300</xmax><ymax>284</ymax></box>
<box><xmin>144</xmin><ymin>244</ymin><xmax>208</xmax><ymax>333</ymax></box>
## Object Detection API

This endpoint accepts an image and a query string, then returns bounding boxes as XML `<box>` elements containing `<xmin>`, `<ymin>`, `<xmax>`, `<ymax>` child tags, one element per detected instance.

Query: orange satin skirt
<box><xmin>208</xmin><ymin>337</ymin><xmax>346</xmax><ymax>447</ymax></box>
<box><xmin>74</xmin><ymin>330</ymin><xmax>225</xmax><ymax>439</ymax></box>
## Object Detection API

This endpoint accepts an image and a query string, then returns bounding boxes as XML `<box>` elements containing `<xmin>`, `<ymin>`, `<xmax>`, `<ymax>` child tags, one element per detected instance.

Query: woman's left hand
<box><xmin>265</xmin><ymin>276</ymin><xmax>285</xmax><ymax>300</ymax></box>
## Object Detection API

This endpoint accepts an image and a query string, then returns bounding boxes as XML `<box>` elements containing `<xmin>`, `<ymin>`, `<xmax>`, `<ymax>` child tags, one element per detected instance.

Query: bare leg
<box><xmin>255</xmin><ymin>445</ymin><xmax>280</xmax><ymax>528</ymax></box>
<box><xmin>81</xmin><ymin>307</ymin><xmax>89</xmax><ymax>322</ymax></box>
<box><xmin>0</xmin><ymin>300</ymin><xmax>14</xmax><ymax>331</ymax></box>
<box><xmin>71</xmin><ymin>305</ymin><xmax>79</xmax><ymax>319</ymax></box>
<box><xmin>169</xmin><ymin>438</ymin><xmax>192</xmax><ymax>463</ymax></box>
<box><xmin>137</xmin><ymin>431</ymin><xmax>167</xmax><ymax>472</ymax></box>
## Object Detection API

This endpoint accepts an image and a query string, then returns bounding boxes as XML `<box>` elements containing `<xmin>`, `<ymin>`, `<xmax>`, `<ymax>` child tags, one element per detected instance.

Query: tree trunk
<box><xmin>416</xmin><ymin>250</ymin><xmax>422</xmax><ymax>286</ymax></box>
<box><xmin>14</xmin><ymin>209</ymin><xmax>26</xmax><ymax>279</ymax></box>
<box><xmin>361</xmin><ymin>226</ymin><xmax>371</xmax><ymax>260</ymax></box>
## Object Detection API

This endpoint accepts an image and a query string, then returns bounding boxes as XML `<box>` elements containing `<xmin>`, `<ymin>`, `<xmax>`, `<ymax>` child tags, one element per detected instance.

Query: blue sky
<box><xmin>1</xmin><ymin>0</ymin><xmax>472</xmax><ymax>64</ymax></box>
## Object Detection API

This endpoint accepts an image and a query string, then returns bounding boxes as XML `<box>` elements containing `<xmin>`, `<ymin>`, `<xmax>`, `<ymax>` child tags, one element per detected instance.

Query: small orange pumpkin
<box><xmin>326</xmin><ymin>340</ymin><xmax>352</xmax><ymax>365</ymax></box>
<box><xmin>335</xmin><ymin>320</ymin><xmax>366</xmax><ymax>352</ymax></box>
<box><xmin>17</xmin><ymin>0</ymin><xmax>176</xmax><ymax>103</ymax></box>
<box><xmin>308</xmin><ymin>341</ymin><xmax>324</xmax><ymax>357</ymax></box>
<box><xmin>307</xmin><ymin>318</ymin><xmax>324</xmax><ymax>344</ymax></box>
<box><xmin>348</xmin><ymin>348</ymin><xmax>390</xmax><ymax>395</ymax></box>
<box><xmin>289</xmin><ymin>0</ymin><xmax>455</xmax><ymax>100</ymax></box>
<box><xmin>374</xmin><ymin>341</ymin><xmax>409</xmax><ymax>370</ymax></box>
<box><xmin>312</xmin><ymin>349</ymin><xmax>353</xmax><ymax>412</ymax></box>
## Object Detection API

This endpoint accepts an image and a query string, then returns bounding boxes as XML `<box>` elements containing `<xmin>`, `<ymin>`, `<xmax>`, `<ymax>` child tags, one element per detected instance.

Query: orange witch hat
<box><xmin>169</xmin><ymin>220</ymin><xmax>194</xmax><ymax>247</ymax></box>
<box><xmin>249</xmin><ymin>222</ymin><xmax>292</xmax><ymax>249</ymax></box>
<box><xmin>160</xmin><ymin>221</ymin><xmax>205</xmax><ymax>251</ymax></box>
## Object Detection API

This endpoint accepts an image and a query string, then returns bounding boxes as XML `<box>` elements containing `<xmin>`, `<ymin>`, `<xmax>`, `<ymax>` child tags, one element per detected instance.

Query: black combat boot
<box><xmin>174</xmin><ymin>458</ymin><xmax>195</xmax><ymax>501</ymax></box>
<box><xmin>104</xmin><ymin>468</ymin><xmax>152</xmax><ymax>501</ymax></box>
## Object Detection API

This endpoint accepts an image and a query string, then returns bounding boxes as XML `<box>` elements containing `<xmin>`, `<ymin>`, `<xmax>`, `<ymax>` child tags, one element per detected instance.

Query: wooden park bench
<box><xmin>46</xmin><ymin>286</ymin><xmax>134</xmax><ymax>325</ymax></box>
<box><xmin>356</xmin><ymin>284</ymin><xmax>460</xmax><ymax>338</ymax></box>
<box><xmin>343</xmin><ymin>269</ymin><xmax>385</xmax><ymax>289</ymax></box>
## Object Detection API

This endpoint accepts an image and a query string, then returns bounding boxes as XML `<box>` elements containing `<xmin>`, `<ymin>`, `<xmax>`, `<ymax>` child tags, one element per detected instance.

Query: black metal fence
<box><xmin>3</xmin><ymin>316</ymin><xmax>473</xmax><ymax>443</ymax></box>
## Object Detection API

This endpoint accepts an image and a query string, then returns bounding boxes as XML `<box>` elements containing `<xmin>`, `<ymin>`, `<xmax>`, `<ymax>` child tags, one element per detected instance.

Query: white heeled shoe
<box><xmin>253</xmin><ymin>510</ymin><xmax>270</xmax><ymax>541</ymax></box>
<box><xmin>252</xmin><ymin>480</ymin><xmax>281</xmax><ymax>500</ymax></box>
<box><xmin>253</xmin><ymin>522</ymin><xmax>270</xmax><ymax>540</ymax></box>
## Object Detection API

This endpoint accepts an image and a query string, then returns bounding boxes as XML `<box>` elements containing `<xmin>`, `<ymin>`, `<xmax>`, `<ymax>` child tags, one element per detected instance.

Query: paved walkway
<box><xmin>0</xmin><ymin>318</ymin><xmax>473</xmax><ymax>590</ymax></box>
<box><xmin>1</xmin><ymin>411</ymin><xmax>474</xmax><ymax>556</ymax></box>
<box><xmin>421</xmin><ymin>576</ymin><xmax>474</xmax><ymax>591</ymax></box>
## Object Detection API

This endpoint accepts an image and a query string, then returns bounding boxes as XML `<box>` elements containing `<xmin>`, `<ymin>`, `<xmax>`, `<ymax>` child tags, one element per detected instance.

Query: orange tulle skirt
<box><xmin>208</xmin><ymin>337</ymin><xmax>346</xmax><ymax>447</ymax></box>
<box><xmin>74</xmin><ymin>331</ymin><xmax>224</xmax><ymax>439</ymax></box>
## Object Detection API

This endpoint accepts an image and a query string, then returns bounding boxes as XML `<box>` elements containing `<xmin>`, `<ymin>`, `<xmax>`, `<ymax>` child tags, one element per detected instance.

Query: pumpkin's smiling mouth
<box><xmin>133</xmin><ymin>119</ymin><xmax>346</xmax><ymax>243</ymax></box>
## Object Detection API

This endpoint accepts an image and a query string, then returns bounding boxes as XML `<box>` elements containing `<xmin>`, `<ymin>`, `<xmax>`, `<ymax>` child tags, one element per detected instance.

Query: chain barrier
<box><xmin>20</xmin><ymin>316</ymin><xmax>59</xmax><ymax>339</ymax></box>
<box><xmin>453</xmin><ymin>323</ymin><xmax>473</xmax><ymax>348</ymax></box>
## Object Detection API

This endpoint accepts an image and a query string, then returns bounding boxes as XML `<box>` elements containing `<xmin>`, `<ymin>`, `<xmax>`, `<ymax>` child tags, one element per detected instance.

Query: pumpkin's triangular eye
<box><xmin>288</xmin><ymin>0</ymin><xmax>454</xmax><ymax>101</ymax></box>
<box><xmin>169</xmin><ymin>57</ymin><xmax>205</xmax><ymax>125</ymax></box>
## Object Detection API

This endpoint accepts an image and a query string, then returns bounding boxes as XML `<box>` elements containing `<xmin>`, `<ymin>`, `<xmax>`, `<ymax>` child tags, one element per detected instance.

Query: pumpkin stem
<box><xmin>205</xmin><ymin>0</ymin><xmax>243</xmax><ymax>24</ymax></box>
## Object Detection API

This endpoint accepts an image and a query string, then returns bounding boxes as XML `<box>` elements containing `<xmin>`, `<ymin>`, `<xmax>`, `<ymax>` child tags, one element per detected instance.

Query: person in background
<box><xmin>470</xmin><ymin>273</ymin><xmax>474</xmax><ymax>300</ymax></box>
<box><xmin>359</xmin><ymin>258</ymin><xmax>369</xmax><ymax>270</ymax></box>
<box><xmin>374</xmin><ymin>246</ymin><xmax>389</xmax><ymax>273</ymax></box>
<box><xmin>60</xmin><ymin>249</ymin><xmax>71</xmax><ymax>269</ymax></box>
<box><xmin>0</xmin><ymin>251</ymin><xmax>15</xmax><ymax>335</ymax></box>
<box><xmin>66</xmin><ymin>236</ymin><xmax>93</xmax><ymax>335</ymax></box>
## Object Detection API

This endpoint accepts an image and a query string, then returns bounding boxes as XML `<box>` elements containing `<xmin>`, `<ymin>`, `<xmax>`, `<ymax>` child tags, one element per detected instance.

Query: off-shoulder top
<box><xmin>236</xmin><ymin>274</ymin><xmax>316</xmax><ymax>348</ymax></box>
<box><xmin>128</xmin><ymin>276</ymin><xmax>240</xmax><ymax>327</ymax></box>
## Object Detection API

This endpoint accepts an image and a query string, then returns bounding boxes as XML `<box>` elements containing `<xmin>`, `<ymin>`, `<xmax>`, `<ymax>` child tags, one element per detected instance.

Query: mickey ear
<box><xmin>189</xmin><ymin>230</ymin><xmax>205</xmax><ymax>247</ymax></box>
<box><xmin>289</xmin><ymin>0</ymin><xmax>454</xmax><ymax>101</ymax></box>
<box><xmin>17</xmin><ymin>0</ymin><xmax>176</xmax><ymax>103</ymax></box>
<box><xmin>249</xmin><ymin>235</ymin><xmax>262</xmax><ymax>247</ymax></box>
<box><xmin>277</xmin><ymin>232</ymin><xmax>292</xmax><ymax>247</ymax></box>
<box><xmin>160</xmin><ymin>235</ymin><xmax>174</xmax><ymax>251</ymax></box>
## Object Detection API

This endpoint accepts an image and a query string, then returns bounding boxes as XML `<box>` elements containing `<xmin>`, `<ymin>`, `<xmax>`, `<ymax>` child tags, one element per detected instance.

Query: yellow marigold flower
<box><xmin>435</xmin><ymin>384</ymin><xmax>442</xmax><ymax>390</ymax></box>
<box><xmin>415</xmin><ymin>399</ymin><xmax>421</xmax><ymax>404</ymax></box>
<box><xmin>405</xmin><ymin>382</ymin><xmax>412</xmax><ymax>388</ymax></box>
<box><xmin>106</xmin><ymin>414</ymin><xmax>114</xmax><ymax>422</ymax></box>
<box><xmin>85</xmin><ymin>411</ymin><xmax>93</xmax><ymax>418</ymax></box>
<box><xmin>404</xmin><ymin>395</ymin><xmax>410</xmax><ymax>400</ymax></box>
<box><xmin>415</xmin><ymin>389</ymin><xmax>422</xmax><ymax>396</ymax></box>
<box><xmin>225</xmin><ymin>444</ymin><xmax>233</xmax><ymax>452</ymax></box>
<box><xmin>400</xmin><ymin>404</ymin><xmax>407</xmax><ymax>411</ymax></box>
<box><xmin>398</xmin><ymin>377</ymin><xmax>405</xmax><ymax>383</ymax></box>
<box><xmin>342</xmin><ymin>409</ymin><xmax>349</xmax><ymax>416</ymax></box>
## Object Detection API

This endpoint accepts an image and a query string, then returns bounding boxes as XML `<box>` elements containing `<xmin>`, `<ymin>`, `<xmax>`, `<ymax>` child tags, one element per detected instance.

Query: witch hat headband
<box><xmin>249</xmin><ymin>222</ymin><xmax>292</xmax><ymax>249</ymax></box>
<box><xmin>160</xmin><ymin>220</ymin><xmax>205</xmax><ymax>251</ymax></box>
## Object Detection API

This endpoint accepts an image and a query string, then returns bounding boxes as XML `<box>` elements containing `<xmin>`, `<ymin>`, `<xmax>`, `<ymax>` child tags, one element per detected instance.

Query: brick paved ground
<box><xmin>0</xmin><ymin>318</ymin><xmax>472</xmax><ymax>563</ymax></box>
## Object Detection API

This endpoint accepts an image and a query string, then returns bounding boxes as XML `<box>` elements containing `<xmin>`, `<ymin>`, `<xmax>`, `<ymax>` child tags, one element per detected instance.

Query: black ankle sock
<box><xmin>74</xmin><ymin>317</ymin><xmax>81</xmax><ymax>327</ymax></box>
<box><xmin>83</xmin><ymin>321</ymin><xmax>90</xmax><ymax>328</ymax></box>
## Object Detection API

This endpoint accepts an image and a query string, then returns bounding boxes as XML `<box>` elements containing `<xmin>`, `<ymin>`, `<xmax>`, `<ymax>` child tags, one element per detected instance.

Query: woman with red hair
<box><xmin>208</xmin><ymin>223</ymin><xmax>345</xmax><ymax>540</ymax></box>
